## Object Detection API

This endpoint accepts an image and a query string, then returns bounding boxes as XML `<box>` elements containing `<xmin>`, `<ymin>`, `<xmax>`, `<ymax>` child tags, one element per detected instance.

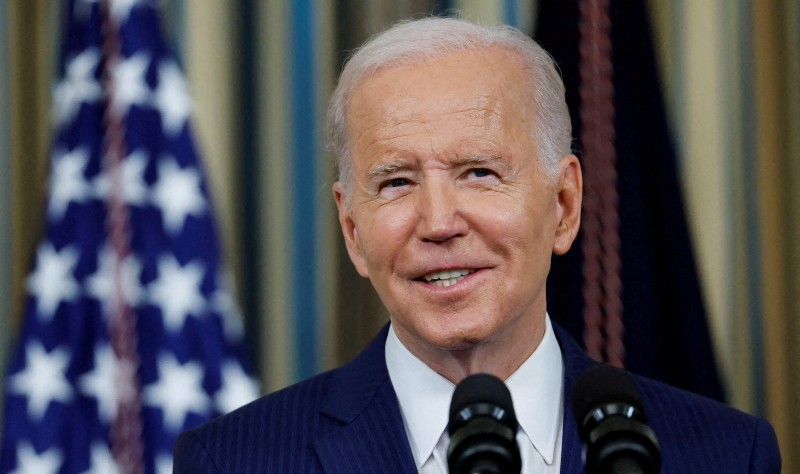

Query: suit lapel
<box><xmin>313</xmin><ymin>322</ymin><xmax>592</xmax><ymax>473</ymax></box>
<box><xmin>313</xmin><ymin>325</ymin><xmax>416</xmax><ymax>474</ymax></box>
<box><xmin>553</xmin><ymin>322</ymin><xmax>596</xmax><ymax>474</ymax></box>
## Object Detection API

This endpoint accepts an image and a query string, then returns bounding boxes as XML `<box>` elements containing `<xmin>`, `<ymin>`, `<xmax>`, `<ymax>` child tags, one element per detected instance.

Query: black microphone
<box><xmin>572</xmin><ymin>364</ymin><xmax>661</xmax><ymax>474</ymax></box>
<box><xmin>447</xmin><ymin>373</ymin><xmax>521</xmax><ymax>474</ymax></box>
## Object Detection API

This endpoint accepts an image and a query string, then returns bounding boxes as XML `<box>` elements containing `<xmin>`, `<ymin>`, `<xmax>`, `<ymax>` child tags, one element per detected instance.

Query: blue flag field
<box><xmin>1</xmin><ymin>1</ymin><xmax>258</xmax><ymax>472</ymax></box>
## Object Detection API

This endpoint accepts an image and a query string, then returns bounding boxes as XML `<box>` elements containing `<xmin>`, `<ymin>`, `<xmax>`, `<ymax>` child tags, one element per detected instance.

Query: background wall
<box><xmin>649</xmin><ymin>3</ymin><xmax>800</xmax><ymax>465</ymax></box>
<box><xmin>2</xmin><ymin>0</ymin><xmax>798</xmax><ymax>468</ymax></box>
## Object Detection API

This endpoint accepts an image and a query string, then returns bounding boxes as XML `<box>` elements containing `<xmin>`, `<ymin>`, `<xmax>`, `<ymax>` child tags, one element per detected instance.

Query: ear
<box><xmin>553</xmin><ymin>155</ymin><xmax>582</xmax><ymax>255</ymax></box>
<box><xmin>333</xmin><ymin>182</ymin><xmax>370</xmax><ymax>278</ymax></box>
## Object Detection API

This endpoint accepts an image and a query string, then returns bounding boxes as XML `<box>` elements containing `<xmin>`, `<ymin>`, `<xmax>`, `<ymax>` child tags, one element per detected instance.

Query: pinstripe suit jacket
<box><xmin>173</xmin><ymin>323</ymin><xmax>781</xmax><ymax>473</ymax></box>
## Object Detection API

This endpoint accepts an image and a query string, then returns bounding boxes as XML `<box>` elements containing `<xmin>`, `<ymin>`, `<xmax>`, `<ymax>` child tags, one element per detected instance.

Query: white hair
<box><xmin>327</xmin><ymin>16</ymin><xmax>572</xmax><ymax>195</ymax></box>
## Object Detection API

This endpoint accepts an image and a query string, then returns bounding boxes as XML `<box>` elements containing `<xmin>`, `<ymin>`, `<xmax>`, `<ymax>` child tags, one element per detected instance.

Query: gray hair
<box><xmin>327</xmin><ymin>16</ymin><xmax>572</xmax><ymax>195</ymax></box>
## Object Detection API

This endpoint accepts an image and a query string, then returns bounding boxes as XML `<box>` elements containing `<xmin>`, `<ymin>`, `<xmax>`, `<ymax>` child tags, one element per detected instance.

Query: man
<box><xmin>174</xmin><ymin>17</ymin><xmax>781</xmax><ymax>473</ymax></box>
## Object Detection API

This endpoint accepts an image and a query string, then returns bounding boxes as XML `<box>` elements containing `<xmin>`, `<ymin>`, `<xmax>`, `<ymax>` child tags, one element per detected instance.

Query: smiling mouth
<box><xmin>420</xmin><ymin>269</ymin><xmax>476</xmax><ymax>288</ymax></box>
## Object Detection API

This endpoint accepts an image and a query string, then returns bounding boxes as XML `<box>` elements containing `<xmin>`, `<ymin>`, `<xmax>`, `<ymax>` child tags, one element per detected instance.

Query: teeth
<box><xmin>423</xmin><ymin>269</ymin><xmax>474</xmax><ymax>287</ymax></box>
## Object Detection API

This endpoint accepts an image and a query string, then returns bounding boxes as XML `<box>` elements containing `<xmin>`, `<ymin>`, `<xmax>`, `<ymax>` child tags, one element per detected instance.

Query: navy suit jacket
<box><xmin>173</xmin><ymin>323</ymin><xmax>781</xmax><ymax>473</ymax></box>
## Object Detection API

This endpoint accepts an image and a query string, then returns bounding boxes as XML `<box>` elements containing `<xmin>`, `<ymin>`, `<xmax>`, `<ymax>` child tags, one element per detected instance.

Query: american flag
<box><xmin>0</xmin><ymin>1</ymin><xmax>259</xmax><ymax>472</ymax></box>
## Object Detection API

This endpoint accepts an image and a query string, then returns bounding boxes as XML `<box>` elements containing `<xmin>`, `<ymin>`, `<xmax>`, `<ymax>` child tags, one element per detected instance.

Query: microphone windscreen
<box><xmin>571</xmin><ymin>365</ymin><xmax>662</xmax><ymax>473</ymax></box>
<box><xmin>447</xmin><ymin>373</ymin><xmax>522</xmax><ymax>474</ymax></box>
<box><xmin>571</xmin><ymin>364</ymin><xmax>645</xmax><ymax>427</ymax></box>
<box><xmin>448</xmin><ymin>373</ymin><xmax>517</xmax><ymax>431</ymax></box>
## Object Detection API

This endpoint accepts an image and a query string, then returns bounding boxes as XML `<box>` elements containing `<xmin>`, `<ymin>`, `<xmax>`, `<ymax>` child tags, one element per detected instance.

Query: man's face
<box><xmin>334</xmin><ymin>47</ymin><xmax>581</xmax><ymax>359</ymax></box>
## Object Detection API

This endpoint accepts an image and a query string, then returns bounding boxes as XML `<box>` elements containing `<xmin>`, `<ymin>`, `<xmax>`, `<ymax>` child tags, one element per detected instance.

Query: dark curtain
<box><xmin>537</xmin><ymin>0</ymin><xmax>725</xmax><ymax>402</ymax></box>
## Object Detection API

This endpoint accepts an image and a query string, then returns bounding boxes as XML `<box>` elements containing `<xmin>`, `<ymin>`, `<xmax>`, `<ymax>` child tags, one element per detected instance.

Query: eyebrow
<box><xmin>365</xmin><ymin>154</ymin><xmax>509</xmax><ymax>181</ymax></box>
<box><xmin>366</xmin><ymin>161</ymin><xmax>414</xmax><ymax>182</ymax></box>
<box><xmin>452</xmin><ymin>154</ymin><xmax>511</xmax><ymax>174</ymax></box>
<box><xmin>452</xmin><ymin>155</ymin><xmax>500</xmax><ymax>167</ymax></box>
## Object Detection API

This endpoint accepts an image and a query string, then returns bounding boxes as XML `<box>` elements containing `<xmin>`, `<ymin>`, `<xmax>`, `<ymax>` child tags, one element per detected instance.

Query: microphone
<box><xmin>447</xmin><ymin>373</ymin><xmax>521</xmax><ymax>474</ymax></box>
<box><xmin>572</xmin><ymin>364</ymin><xmax>661</xmax><ymax>474</ymax></box>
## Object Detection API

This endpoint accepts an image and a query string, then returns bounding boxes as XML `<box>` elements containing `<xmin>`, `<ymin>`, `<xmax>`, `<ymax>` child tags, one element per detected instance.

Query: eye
<box><xmin>469</xmin><ymin>168</ymin><xmax>493</xmax><ymax>178</ymax></box>
<box><xmin>385</xmin><ymin>177</ymin><xmax>410</xmax><ymax>188</ymax></box>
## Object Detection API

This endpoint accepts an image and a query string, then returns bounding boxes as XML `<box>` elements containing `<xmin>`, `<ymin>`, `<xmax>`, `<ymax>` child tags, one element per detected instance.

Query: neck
<box><xmin>394</xmin><ymin>317</ymin><xmax>547</xmax><ymax>384</ymax></box>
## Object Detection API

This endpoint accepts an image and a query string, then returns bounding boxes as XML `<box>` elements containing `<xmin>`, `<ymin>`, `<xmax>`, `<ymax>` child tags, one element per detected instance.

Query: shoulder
<box><xmin>173</xmin><ymin>326</ymin><xmax>394</xmax><ymax>473</ymax></box>
<box><xmin>172</xmin><ymin>369</ymin><xmax>340</xmax><ymax>473</ymax></box>
<box><xmin>631</xmin><ymin>373</ymin><xmax>781</xmax><ymax>473</ymax></box>
<box><xmin>202</xmin><ymin>368</ymin><xmax>338</xmax><ymax>434</ymax></box>
<box><xmin>554</xmin><ymin>321</ymin><xmax>780</xmax><ymax>471</ymax></box>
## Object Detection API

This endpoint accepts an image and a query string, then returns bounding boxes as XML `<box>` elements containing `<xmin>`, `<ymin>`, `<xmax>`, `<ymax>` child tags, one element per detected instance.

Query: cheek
<box><xmin>357</xmin><ymin>205</ymin><xmax>417</xmax><ymax>264</ymax></box>
<box><xmin>492</xmin><ymin>199</ymin><xmax>556</xmax><ymax>258</ymax></box>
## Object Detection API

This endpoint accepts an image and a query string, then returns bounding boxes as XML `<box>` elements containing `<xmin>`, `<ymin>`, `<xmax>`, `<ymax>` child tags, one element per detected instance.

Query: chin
<box><xmin>421</xmin><ymin>323</ymin><xmax>493</xmax><ymax>351</ymax></box>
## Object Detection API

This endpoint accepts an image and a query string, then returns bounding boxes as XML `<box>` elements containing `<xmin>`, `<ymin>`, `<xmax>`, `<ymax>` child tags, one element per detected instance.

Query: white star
<box><xmin>9</xmin><ymin>443</ymin><xmax>63</xmax><ymax>474</ymax></box>
<box><xmin>143</xmin><ymin>353</ymin><xmax>210</xmax><ymax>433</ymax></box>
<box><xmin>153</xmin><ymin>60</ymin><xmax>192</xmax><ymax>136</ymax></box>
<box><xmin>85</xmin><ymin>244</ymin><xmax>143</xmax><ymax>318</ymax></box>
<box><xmin>26</xmin><ymin>243</ymin><xmax>80</xmax><ymax>322</ymax></box>
<box><xmin>211</xmin><ymin>273</ymin><xmax>245</xmax><ymax>341</ymax></box>
<box><xmin>7</xmin><ymin>342</ymin><xmax>73</xmax><ymax>422</ymax></box>
<box><xmin>155</xmin><ymin>453</ymin><xmax>173</xmax><ymax>474</ymax></box>
<box><xmin>80</xmin><ymin>441</ymin><xmax>120</xmax><ymax>474</ymax></box>
<box><xmin>151</xmin><ymin>159</ymin><xmax>206</xmax><ymax>235</ymax></box>
<box><xmin>53</xmin><ymin>48</ymin><xmax>101</xmax><ymax>126</ymax></box>
<box><xmin>147</xmin><ymin>254</ymin><xmax>206</xmax><ymax>332</ymax></box>
<box><xmin>109</xmin><ymin>0</ymin><xmax>141</xmax><ymax>23</ymax></box>
<box><xmin>78</xmin><ymin>344</ymin><xmax>120</xmax><ymax>422</ymax></box>
<box><xmin>214</xmin><ymin>360</ymin><xmax>259</xmax><ymax>414</ymax></box>
<box><xmin>93</xmin><ymin>149</ymin><xmax>149</xmax><ymax>206</ymax></box>
<box><xmin>110</xmin><ymin>52</ymin><xmax>151</xmax><ymax>117</ymax></box>
<box><xmin>47</xmin><ymin>147</ymin><xmax>93</xmax><ymax>222</ymax></box>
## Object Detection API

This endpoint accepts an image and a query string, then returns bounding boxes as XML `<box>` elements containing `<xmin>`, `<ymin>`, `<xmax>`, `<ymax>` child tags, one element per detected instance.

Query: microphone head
<box><xmin>448</xmin><ymin>373</ymin><xmax>517</xmax><ymax>432</ymax></box>
<box><xmin>571</xmin><ymin>364</ymin><xmax>661</xmax><ymax>474</ymax></box>
<box><xmin>447</xmin><ymin>373</ymin><xmax>521</xmax><ymax>474</ymax></box>
<box><xmin>572</xmin><ymin>364</ymin><xmax>646</xmax><ymax>439</ymax></box>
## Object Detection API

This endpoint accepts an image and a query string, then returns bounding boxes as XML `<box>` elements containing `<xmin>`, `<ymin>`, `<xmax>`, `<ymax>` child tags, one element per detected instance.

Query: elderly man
<box><xmin>174</xmin><ymin>17</ymin><xmax>780</xmax><ymax>473</ymax></box>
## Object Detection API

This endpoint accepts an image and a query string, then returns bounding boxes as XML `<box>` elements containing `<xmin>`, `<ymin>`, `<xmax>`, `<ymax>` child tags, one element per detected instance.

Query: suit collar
<box><xmin>552</xmin><ymin>322</ymin><xmax>598</xmax><ymax>473</ymax></box>
<box><xmin>318</xmin><ymin>324</ymin><xmax>393</xmax><ymax>423</ymax></box>
<box><xmin>314</xmin><ymin>322</ymin><xmax>594</xmax><ymax>474</ymax></box>
<box><xmin>314</xmin><ymin>324</ymin><xmax>417</xmax><ymax>473</ymax></box>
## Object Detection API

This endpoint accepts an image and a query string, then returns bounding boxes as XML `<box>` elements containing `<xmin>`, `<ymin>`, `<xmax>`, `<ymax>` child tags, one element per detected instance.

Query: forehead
<box><xmin>345</xmin><ymin>47</ymin><xmax>535</xmax><ymax>159</ymax></box>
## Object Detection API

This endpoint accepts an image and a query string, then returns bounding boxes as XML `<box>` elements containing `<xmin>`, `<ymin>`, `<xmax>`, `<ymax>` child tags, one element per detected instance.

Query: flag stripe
<box><xmin>99</xmin><ymin>2</ymin><xmax>146</xmax><ymax>471</ymax></box>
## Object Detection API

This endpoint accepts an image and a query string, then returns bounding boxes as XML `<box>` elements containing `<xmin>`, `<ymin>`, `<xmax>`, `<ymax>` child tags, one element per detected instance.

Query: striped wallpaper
<box><xmin>255</xmin><ymin>0</ymin><xmax>337</xmax><ymax>389</ymax></box>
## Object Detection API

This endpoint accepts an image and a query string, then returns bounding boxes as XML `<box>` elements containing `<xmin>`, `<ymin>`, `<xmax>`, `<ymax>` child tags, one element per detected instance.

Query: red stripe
<box><xmin>100</xmin><ymin>1</ymin><xmax>145</xmax><ymax>472</ymax></box>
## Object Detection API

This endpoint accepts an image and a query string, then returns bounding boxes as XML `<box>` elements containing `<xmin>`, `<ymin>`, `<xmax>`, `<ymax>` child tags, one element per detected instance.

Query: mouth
<box><xmin>419</xmin><ymin>269</ymin><xmax>476</xmax><ymax>288</ymax></box>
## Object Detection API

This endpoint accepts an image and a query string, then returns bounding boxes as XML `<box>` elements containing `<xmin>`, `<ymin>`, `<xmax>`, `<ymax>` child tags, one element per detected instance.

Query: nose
<box><xmin>417</xmin><ymin>179</ymin><xmax>469</xmax><ymax>243</ymax></box>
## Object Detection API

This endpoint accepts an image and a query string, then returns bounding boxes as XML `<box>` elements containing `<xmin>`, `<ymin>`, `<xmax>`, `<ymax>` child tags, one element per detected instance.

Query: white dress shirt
<box><xmin>386</xmin><ymin>316</ymin><xmax>564</xmax><ymax>473</ymax></box>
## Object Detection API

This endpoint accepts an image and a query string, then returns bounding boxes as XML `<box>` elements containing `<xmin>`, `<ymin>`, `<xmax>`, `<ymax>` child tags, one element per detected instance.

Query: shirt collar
<box><xmin>385</xmin><ymin>326</ymin><xmax>454</xmax><ymax>469</ymax></box>
<box><xmin>385</xmin><ymin>315</ymin><xmax>564</xmax><ymax>468</ymax></box>
<box><xmin>506</xmin><ymin>316</ymin><xmax>564</xmax><ymax>465</ymax></box>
